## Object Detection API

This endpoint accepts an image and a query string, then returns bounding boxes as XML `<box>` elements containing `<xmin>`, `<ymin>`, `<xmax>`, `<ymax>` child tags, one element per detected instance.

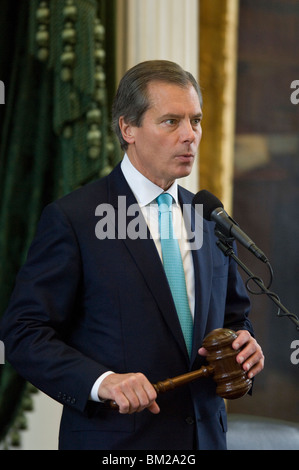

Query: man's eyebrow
<box><xmin>159</xmin><ymin>112</ymin><xmax>203</xmax><ymax>120</ymax></box>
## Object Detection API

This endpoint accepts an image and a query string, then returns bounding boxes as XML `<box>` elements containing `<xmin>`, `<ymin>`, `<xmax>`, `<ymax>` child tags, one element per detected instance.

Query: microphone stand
<box><xmin>215</xmin><ymin>229</ymin><xmax>299</xmax><ymax>333</ymax></box>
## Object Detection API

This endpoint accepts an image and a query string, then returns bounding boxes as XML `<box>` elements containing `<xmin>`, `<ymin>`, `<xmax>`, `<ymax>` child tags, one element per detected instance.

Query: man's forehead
<box><xmin>147</xmin><ymin>80</ymin><xmax>196</xmax><ymax>95</ymax></box>
<box><xmin>146</xmin><ymin>81</ymin><xmax>202</xmax><ymax>112</ymax></box>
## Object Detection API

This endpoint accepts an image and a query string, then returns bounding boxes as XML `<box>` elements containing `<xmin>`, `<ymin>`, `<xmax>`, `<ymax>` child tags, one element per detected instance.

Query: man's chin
<box><xmin>176</xmin><ymin>163</ymin><xmax>194</xmax><ymax>179</ymax></box>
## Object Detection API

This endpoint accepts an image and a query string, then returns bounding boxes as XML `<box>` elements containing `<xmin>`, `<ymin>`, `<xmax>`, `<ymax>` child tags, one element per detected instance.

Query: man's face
<box><xmin>120</xmin><ymin>81</ymin><xmax>203</xmax><ymax>190</ymax></box>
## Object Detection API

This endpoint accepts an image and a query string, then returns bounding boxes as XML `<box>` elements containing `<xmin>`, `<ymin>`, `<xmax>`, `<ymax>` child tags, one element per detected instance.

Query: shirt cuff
<box><xmin>90</xmin><ymin>371</ymin><xmax>115</xmax><ymax>402</ymax></box>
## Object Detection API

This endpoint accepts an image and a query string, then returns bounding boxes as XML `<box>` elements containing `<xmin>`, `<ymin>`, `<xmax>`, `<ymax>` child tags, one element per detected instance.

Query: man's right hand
<box><xmin>98</xmin><ymin>372</ymin><xmax>160</xmax><ymax>415</ymax></box>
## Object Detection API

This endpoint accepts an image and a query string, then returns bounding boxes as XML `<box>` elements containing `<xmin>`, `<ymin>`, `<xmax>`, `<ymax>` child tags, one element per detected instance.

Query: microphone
<box><xmin>192</xmin><ymin>190</ymin><xmax>268</xmax><ymax>263</ymax></box>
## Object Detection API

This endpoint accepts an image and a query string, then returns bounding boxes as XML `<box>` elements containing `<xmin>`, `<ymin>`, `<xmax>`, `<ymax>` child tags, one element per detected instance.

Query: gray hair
<box><xmin>112</xmin><ymin>60</ymin><xmax>202</xmax><ymax>151</ymax></box>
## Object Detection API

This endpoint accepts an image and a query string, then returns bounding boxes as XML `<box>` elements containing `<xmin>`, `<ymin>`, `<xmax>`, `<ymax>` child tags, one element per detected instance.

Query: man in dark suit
<box><xmin>0</xmin><ymin>60</ymin><xmax>264</xmax><ymax>450</ymax></box>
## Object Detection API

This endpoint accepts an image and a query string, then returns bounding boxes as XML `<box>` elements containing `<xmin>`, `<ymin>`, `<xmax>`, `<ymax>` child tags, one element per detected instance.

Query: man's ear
<box><xmin>119</xmin><ymin>116</ymin><xmax>135</xmax><ymax>145</ymax></box>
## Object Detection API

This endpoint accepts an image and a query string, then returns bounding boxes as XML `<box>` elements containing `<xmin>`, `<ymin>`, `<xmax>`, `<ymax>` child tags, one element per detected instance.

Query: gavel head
<box><xmin>202</xmin><ymin>328</ymin><xmax>252</xmax><ymax>399</ymax></box>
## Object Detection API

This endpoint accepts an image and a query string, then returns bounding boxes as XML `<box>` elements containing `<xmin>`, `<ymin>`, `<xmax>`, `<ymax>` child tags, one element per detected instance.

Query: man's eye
<box><xmin>165</xmin><ymin>119</ymin><xmax>176</xmax><ymax>125</ymax></box>
<box><xmin>192</xmin><ymin>119</ymin><xmax>201</xmax><ymax>125</ymax></box>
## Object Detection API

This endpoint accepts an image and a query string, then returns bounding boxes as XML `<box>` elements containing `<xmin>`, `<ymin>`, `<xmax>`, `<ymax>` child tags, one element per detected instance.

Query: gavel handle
<box><xmin>107</xmin><ymin>364</ymin><xmax>214</xmax><ymax>410</ymax></box>
<box><xmin>153</xmin><ymin>364</ymin><xmax>214</xmax><ymax>393</ymax></box>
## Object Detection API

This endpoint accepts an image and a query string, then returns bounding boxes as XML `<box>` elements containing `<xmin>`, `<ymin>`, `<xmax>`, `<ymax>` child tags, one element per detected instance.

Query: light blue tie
<box><xmin>157</xmin><ymin>193</ymin><xmax>193</xmax><ymax>357</ymax></box>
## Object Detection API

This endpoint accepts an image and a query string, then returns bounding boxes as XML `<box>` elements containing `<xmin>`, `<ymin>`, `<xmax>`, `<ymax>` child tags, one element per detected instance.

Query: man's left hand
<box><xmin>198</xmin><ymin>329</ymin><xmax>264</xmax><ymax>379</ymax></box>
<box><xmin>232</xmin><ymin>330</ymin><xmax>264</xmax><ymax>379</ymax></box>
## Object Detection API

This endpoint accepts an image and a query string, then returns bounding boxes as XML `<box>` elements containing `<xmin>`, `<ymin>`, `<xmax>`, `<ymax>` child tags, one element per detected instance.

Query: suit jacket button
<box><xmin>185</xmin><ymin>416</ymin><xmax>195</xmax><ymax>425</ymax></box>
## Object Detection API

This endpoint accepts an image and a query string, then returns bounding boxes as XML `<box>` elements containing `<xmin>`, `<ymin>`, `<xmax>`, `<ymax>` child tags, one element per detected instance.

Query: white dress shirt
<box><xmin>90</xmin><ymin>154</ymin><xmax>195</xmax><ymax>401</ymax></box>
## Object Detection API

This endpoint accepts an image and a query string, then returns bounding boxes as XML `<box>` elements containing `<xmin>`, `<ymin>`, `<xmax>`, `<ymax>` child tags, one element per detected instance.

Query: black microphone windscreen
<box><xmin>192</xmin><ymin>190</ymin><xmax>224</xmax><ymax>220</ymax></box>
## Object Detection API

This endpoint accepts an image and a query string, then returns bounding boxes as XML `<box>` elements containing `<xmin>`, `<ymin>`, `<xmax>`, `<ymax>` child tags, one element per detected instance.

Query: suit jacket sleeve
<box><xmin>0</xmin><ymin>202</ymin><xmax>109</xmax><ymax>413</ymax></box>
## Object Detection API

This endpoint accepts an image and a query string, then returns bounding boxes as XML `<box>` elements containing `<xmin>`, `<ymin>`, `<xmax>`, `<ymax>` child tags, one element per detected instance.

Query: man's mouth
<box><xmin>176</xmin><ymin>153</ymin><xmax>194</xmax><ymax>161</ymax></box>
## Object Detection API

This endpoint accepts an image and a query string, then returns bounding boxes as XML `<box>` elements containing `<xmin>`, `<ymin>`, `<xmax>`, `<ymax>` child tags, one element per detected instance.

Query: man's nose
<box><xmin>180</xmin><ymin>120</ymin><xmax>196</xmax><ymax>143</ymax></box>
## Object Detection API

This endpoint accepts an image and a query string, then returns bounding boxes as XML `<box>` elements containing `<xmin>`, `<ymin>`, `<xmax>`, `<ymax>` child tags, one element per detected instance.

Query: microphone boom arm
<box><xmin>215</xmin><ymin>230</ymin><xmax>299</xmax><ymax>333</ymax></box>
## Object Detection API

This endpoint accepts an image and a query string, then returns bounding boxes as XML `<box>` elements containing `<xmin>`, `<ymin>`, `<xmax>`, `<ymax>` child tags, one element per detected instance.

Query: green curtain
<box><xmin>0</xmin><ymin>0</ymin><xmax>120</xmax><ymax>447</ymax></box>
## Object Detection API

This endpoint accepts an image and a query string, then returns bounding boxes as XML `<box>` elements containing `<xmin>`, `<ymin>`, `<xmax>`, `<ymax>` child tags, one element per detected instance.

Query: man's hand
<box><xmin>198</xmin><ymin>329</ymin><xmax>264</xmax><ymax>379</ymax></box>
<box><xmin>232</xmin><ymin>330</ymin><xmax>264</xmax><ymax>379</ymax></box>
<box><xmin>98</xmin><ymin>372</ymin><xmax>160</xmax><ymax>415</ymax></box>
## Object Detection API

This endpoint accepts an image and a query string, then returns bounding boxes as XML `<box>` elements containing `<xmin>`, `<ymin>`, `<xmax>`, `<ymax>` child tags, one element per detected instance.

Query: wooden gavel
<box><xmin>108</xmin><ymin>328</ymin><xmax>252</xmax><ymax>409</ymax></box>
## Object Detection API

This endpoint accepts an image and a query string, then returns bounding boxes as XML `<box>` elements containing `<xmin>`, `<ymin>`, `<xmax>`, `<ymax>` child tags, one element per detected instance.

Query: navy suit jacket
<box><xmin>1</xmin><ymin>163</ymin><xmax>253</xmax><ymax>450</ymax></box>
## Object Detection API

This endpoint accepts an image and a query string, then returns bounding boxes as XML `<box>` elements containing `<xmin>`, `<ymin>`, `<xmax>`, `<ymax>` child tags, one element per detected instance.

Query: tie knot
<box><xmin>157</xmin><ymin>193</ymin><xmax>173</xmax><ymax>212</ymax></box>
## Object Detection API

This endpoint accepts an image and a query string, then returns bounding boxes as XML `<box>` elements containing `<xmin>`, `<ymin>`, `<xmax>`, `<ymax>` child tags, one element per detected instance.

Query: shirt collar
<box><xmin>121</xmin><ymin>154</ymin><xmax>178</xmax><ymax>207</ymax></box>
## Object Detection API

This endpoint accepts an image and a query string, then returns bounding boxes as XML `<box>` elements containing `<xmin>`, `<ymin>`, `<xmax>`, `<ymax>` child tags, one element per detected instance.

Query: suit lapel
<box><xmin>107</xmin><ymin>165</ymin><xmax>189</xmax><ymax>358</ymax></box>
